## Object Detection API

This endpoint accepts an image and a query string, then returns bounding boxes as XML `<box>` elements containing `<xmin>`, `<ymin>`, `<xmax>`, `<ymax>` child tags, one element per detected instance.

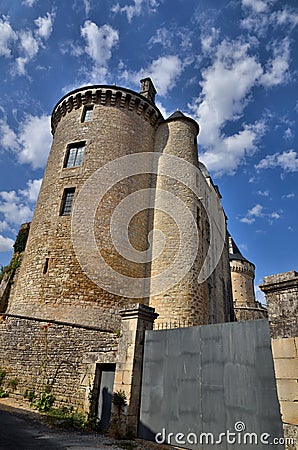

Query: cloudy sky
<box><xmin>0</xmin><ymin>0</ymin><xmax>297</xmax><ymax>302</ymax></box>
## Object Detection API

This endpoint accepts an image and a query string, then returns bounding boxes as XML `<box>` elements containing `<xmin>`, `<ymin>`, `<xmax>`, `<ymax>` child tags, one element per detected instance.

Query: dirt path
<box><xmin>0</xmin><ymin>398</ymin><xmax>169</xmax><ymax>450</ymax></box>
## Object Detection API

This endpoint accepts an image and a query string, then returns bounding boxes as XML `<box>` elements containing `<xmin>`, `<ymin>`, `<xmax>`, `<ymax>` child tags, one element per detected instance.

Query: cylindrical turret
<box><xmin>229</xmin><ymin>235</ymin><xmax>267</xmax><ymax>320</ymax></box>
<box><xmin>8</xmin><ymin>83</ymin><xmax>162</xmax><ymax>328</ymax></box>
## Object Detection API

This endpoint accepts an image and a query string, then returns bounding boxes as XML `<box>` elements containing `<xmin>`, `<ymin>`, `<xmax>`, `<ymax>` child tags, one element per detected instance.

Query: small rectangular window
<box><xmin>60</xmin><ymin>188</ymin><xmax>75</xmax><ymax>216</ymax></box>
<box><xmin>82</xmin><ymin>106</ymin><xmax>93</xmax><ymax>122</ymax></box>
<box><xmin>64</xmin><ymin>143</ymin><xmax>85</xmax><ymax>168</ymax></box>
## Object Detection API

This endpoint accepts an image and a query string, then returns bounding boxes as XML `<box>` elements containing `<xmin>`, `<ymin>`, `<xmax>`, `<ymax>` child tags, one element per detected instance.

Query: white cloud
<box><xmin>271</xmin><ymin>7</ymin><xmax>298</xmax><ymax>29</ymax></box>
<box><xmin>242</xmin><ymin>0</ymin><xmax>269</xmax><ymax>13</ymax></box>
<box><xmin>19</xmin><ymin>178</ymin><xmax>42</xmax><ymax>202</ymax></box>
<box><xmin>200</xmin><ymin>28</ymin><xmax>220</xmax><ymax>55</ymax></box>
<box><xmin>284</xmin><ymin>127</ymin><xmax>294</xmax><ymax>141</ymax></box>
<box><xmin>282</xmin><ymin>193</ymin><xmax>295</xmax><ymax>199</ymax></box>
<box><xmin>149</xmin><ymin>27</ymin><xmax>173</xmax><ymax>48</ymax></box>
<box><xmin>0</xmin><ymin>221</ymin><xmax>9</xmax><ymax>232</ymax></box>
<box><xmin>14</xmin><ymin>30</ymin><xmax>39</xmax><ymax>76</ymax></box>
<box><xmin>22</xmin><ymin>0</ymin><xmax>38</xmax><ymax>6</ymax></box>
<box><xmin>256</xmin><ymin>150</ymin><xmax>298</xmax><ymax>172</ymax></box>
<box><xmin>241</xmin><ymin>4</ymin><xmax>298</xmax><ymax>35</ymax></box>
<box><xmin>81</xmin><ymin>21</ymin><xmax>119</xmax><ymax>65</ymax></box>
<box><xmin>248</xmin><ymin>204</ymin><xmax>264</xmax><ymax>217</ymax></box>
<box><xmin>0</xmin><ymin>178</ymin><xmax>41</xmax><ymax>233</ymax></box>
<box><xmin>0</xmin><ymin>114</ymin><xmax>52</xmax><ymax>169</ymax></box>
<box><xmin>189</xmin><ymin>39</ymin><xmax>265</xmax><ymax>174</ymax></box>
<box><xmin>260</xmin><ymin>39</ymin><xmax>290</xmax><ymax>88</ymax></box>
<box><xmin>240</xmin><ymin>203</ymin><xmax>281</xmax><ymax>224</ymax></box>
<box><xmin>34</xmin><ymin>12</ymin><xmax>55</xmax><ymax>40</ymax></box>
<box><xmin>257</xmin><ymin>190</ymin><xmax>269</xmax><ymax>196</ymax></box>
<box><xmin>18</xmin><ymin>114</ymin><xmax>52</xmax><ymax>169</ymax></box>
<box><xmin>122</xmin><ymin>55</ymin><xmax>183</xmax><ymax>97</ymax></box>
<box><xmin>240</xmin><ymin>217</ymin><xmax>255</xmax><ymax>224</ymax></box>
<box><xmin>0</xmin><ymin>191</ymin><xmax>32</xmax><ymax>225</ymax></box>
<box><xmin>1</xmin><ymin>13</ymin><xmax>55</xmax><ymax>76</ymax></box>
<box><xmin>0</xmin><ymin>16</ymin><xmax>17</xmax><ymax>57</ymax></box>
<box><xmin>83</xmin><ymin>0</ymin><xmax>91</xmax><ymax>16</ymax></box>
<box><xmin>0</xmin><ymin>235</ymin><xmax>14</xmax><ymax>252</ymax></box>
<box><xmin>79</xmin><ymin>21</ymin><xmax>119</xmax><ymax>82</ymax></box>
<box><xmin>112</xmin><ymin>0</ymin><xmax>159</xmax><ymax>23</ymax></box>
<box><xmin>155</xmin><ymin>101</ymin><xmax>171</xmax><ymax>119</ymax></box>
<box><xmin>0</xmin><ymin>119</ymin><xmax>19</xmax><ymax>152</ymax></box>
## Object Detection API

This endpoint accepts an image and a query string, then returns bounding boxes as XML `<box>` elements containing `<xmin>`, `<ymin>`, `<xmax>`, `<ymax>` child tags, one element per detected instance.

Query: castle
<box><xmin>0</xmin><ymin>78</ymin><xmax>266</xmax><ymax>420</ymax></box>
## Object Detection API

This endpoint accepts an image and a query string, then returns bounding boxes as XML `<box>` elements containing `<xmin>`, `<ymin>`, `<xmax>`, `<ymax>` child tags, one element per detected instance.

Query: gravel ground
<box><xmin>0</xmin><ymin>398</ymin><xmax>170</xmax><ymax>450</ymax></box>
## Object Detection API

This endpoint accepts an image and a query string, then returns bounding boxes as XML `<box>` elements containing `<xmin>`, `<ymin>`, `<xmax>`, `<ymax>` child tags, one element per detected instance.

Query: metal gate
<box><xmin>139</xmin><ymin>319</ymin><xmax>284</xmax><ymax>449</ymax></box>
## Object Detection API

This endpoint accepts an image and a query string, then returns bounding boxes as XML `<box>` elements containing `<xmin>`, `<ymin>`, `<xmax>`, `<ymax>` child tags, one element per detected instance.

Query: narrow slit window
<box><xmin>60</xmin><ymin>188</ymin><xmax>75</xmax><ymax>216</ymax></box>
<box><xmin>64</xmin><ymin>143</ymin><xmax>85</xmax><ymax>168</ymax></box>
<box><xmin>82</xmin><ymin>106</ymin><xmax>93</xmax><ymax>122</ymax></box>
<box><xmin>43</xmin><ymin>258</ymin><xmax>49</xmax><ymax>275</ymax></box>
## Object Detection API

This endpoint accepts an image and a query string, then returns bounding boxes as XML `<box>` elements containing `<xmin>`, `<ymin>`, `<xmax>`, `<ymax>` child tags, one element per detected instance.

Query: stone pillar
<box><xmin>110</xmin><ymin>304</ymin><xmax>158</xmax><ymax>437</ymax></box>
<box><xmin>260</xmin><ymin>271</ymin><xmax>298</xmax><ymax>449</ymax></box>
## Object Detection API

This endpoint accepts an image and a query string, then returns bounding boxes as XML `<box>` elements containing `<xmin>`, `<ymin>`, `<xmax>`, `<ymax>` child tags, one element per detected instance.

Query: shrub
<box><xmin>32</xmin><ymin>392</ymin><xmax>55</xmax><ymax>412</ymax></box>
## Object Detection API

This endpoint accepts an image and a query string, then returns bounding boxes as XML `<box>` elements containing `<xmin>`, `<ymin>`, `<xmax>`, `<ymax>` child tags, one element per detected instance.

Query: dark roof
<box><xmin>167</xmin><ymin>110</ymin><xmax>186</xmax><ymax>120</ymax></box>
<box><xmin>228</xmin><ymin>233</ymin><xmax>253</xmax><ymax>265</ymax></box>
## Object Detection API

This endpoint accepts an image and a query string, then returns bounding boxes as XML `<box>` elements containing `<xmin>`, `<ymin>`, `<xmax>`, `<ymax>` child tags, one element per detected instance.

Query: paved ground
<box><xmin>0</xmin><ymin>398</ymin><xmax>169</xmax><ymax>450</ymax></box>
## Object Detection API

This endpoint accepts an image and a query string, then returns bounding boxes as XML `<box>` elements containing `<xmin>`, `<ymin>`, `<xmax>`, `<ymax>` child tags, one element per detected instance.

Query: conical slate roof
<box><xmin>167</xmin><ymin>110</ymin><xmax>186</xmax><ymax>120</ymax></box>
<box><xmin>228</xmin><ymin>233</ymin><xmax>251</xmax><ymax>264</ymax></box>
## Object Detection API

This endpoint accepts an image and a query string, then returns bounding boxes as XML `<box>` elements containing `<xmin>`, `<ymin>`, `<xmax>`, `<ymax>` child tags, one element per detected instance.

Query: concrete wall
<box><xmin>139</xmin><ymin>319</ymin><xmax>284</xmax><ymax>449</ymax></box>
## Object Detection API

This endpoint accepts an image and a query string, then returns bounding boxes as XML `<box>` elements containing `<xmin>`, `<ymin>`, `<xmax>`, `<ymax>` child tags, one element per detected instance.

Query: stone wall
<box><xmin>0</xmin><ymin>315</ymin><xmax>118</xmax><ymax>413</ymax></box>
<box><xmin>260</xmin><ymin>271</ymin><xmax>298</xmax><ymax>449</ymax></box>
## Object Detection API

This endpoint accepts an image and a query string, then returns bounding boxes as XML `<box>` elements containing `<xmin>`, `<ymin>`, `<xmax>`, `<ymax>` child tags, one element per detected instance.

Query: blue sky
<box><xmin>0</xmin><ymin>0</ymin><xmax>297</xmax><ymax>303</ymax></box>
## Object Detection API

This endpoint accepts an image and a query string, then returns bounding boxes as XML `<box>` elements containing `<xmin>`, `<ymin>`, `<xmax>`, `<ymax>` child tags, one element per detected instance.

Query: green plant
<box><xmin>6</xmin><ymin>255</ymin><xmax>22</xmax><ymax>280</ymax></box>
<box><xmin>8</xmin><ymin>378</ymin><xmax>18</xmax><ymax>389</ymax></box>
<box><xmin>47</xmin><ymin>407</ymin><xmax>87</xmax><ymax>430</ymax></box>
<box><xmin>0</xmin><ymin>265</ymin><xmax>8</xmax><ymax>283</ymax></box>
<box><xmin>24</xmin><ymin>389</ymin><xmax>36</xmax><ymax>402</ymax></box>
<box><xmin>112</xmin><ymin>390</ymin><xmax>127</xmax><ymax>408</ymax></box>
<box><xmin>13</xmin><ymin>226</ymin><xmax>30</xmax><ymax>253</ymax></box>
<box><xmin>32</xmin><ymin>391</ymin><xmax>55</xmax><ymax>412</ymax></box>
<box><xmin>114</xmin><ymin>329</ymin><xmax>121</xmax><ymax>337</ymax></box>
<box><xmin>0</xmin><ymin>368</ymin><xmax>6</xmax><ymax>385</ymax></box>
<box><xmin>0</xmin><ymin>387</ymin><xmax>8</xmax><ymax>398</ymax></box>
<box><xmin>112</xmin><ymin>390</ymin><xmax>127</xmax><ymax>417</ymax></box>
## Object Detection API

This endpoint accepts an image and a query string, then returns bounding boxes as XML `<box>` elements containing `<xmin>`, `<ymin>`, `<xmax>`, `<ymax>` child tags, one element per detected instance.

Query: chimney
<box><xmin>140</xmin><ymin>77</ymin><xmax>157</xmax><ymax>103</ymax></box>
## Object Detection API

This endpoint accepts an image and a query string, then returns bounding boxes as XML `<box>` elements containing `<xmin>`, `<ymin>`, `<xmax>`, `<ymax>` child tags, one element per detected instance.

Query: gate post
<box><xmin>260</xmin><ymin>271</ymin><xmax>298</xmax><ymax>448</ymax></box>
<box><xmin>109</xmin><ymin>304</ymin><xmax>158</xmax><ymax>438</ymax></box>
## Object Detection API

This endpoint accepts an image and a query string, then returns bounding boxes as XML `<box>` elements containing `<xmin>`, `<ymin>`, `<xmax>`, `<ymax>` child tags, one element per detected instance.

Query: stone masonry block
<box><xmin>280</xmin><ymin>401</ymin><xmax>298</xmax><ymax>426</ymax></box>
<box><xmin>276</xmin><ymin>379</ymin><xmax>298</xmax><ymax>402</ymax></box>
<box><xmin>273</xmin><ymin>358</ymin><xmax>298</xmax><ymax>379</ymax></box>
<box><xmin>271</xmin><ymin>338</ymin><xmax>297</xmax><ymax>359</ymax></box>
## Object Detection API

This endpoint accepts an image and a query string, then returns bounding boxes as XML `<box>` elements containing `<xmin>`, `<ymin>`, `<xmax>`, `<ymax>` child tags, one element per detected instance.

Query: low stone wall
<box><xmin>0</xmin><ymin>315</ymin><xmax>118</xmax><ymax>414</ymax></box>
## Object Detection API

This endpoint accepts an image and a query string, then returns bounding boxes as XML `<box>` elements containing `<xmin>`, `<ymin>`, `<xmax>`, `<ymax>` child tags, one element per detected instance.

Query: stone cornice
<box><xmin>51</xmin><ymin>85</ymin><xmax>164</xmax><ymax>135</ymax></box>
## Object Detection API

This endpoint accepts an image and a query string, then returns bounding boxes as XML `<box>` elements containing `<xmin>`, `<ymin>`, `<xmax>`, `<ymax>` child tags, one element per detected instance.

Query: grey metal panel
<box><xmin>139</xmin><ymin>319</ymin><xmax>284</xmax><ymax>450</ymax></box>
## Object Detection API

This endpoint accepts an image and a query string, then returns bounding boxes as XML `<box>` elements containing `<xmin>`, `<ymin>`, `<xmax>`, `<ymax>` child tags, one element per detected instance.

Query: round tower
<box><xmin>229</xmin><ymin>235</ymin><xmax>267</xmax><ymax>320</ymax></box>
<box><xmin>7</xmin><ymin>81</ymin><xmax>162</xmax><ymax>329</ymax></box>
<box><xmin>149</xmin><ymin>111</ymin><xmax>208</xmax><ymax>326</ymax></box>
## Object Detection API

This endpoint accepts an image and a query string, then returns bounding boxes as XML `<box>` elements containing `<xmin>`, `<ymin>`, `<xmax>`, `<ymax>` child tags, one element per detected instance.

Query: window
<box><xmin>82</xmin><ymin>106</ymin><xmax>93</xmax><ymax>122</ymax></box>
<box><xmin>60</xmin><ymin>188</ymin><xmax>75</xmax><ymax>216</ymax></box>
<box><xmin>43</xmin><ymin>258</ymin><xmax>49</xmax><ymax>275</ymax></box>
<box><xmin>64</xmin><ymin>143</ymin><xmax>85</xmax><ymax>168</ymax></box>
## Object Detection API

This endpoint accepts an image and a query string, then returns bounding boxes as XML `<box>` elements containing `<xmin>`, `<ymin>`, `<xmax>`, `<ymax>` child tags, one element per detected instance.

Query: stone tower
<box><xmin>0</xmin><ymin>78</ymin><xmax>236</xmax><ymax>417</ymax></box>
<box><xmin>229</xmin><ymin>235</ymin><xmax>267</xmax><ymax>320</ymax></box>
<box><xmin>6</xmin><ymin>79</ymin><xmax>234</xmax><ymax>329</ymax></box>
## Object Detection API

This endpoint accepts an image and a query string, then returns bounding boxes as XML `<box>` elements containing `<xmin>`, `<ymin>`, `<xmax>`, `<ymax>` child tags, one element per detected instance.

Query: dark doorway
<box><xmin>94</xmin><ymin>363</ymin><xmax>115</xmax><ymax>432</ymax></box>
